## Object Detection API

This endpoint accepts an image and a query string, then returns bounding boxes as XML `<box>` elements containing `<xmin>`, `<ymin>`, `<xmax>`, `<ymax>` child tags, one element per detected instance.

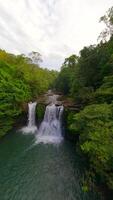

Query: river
<box><xmin>0</xmin><ymin>131</ymin><xmax>102</xmax><ymax>200</ymax></box>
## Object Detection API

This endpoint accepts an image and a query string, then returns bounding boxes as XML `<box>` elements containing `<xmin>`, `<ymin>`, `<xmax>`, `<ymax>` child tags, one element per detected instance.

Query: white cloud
<box><xmin>0</xmin><ymin>0</ymin><xmax>113</xmax><ymax>70</ymax></box>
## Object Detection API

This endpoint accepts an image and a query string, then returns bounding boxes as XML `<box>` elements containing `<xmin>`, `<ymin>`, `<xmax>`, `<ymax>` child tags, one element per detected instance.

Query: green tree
<box><xmin>0</xmin><ymin>49</ymin><xmax>57</xmax><ymax>137</ymax></box>
<box><xmin>99</xmin><ymin>6</ymin><xmax>113</xmax><ymax>41</ymax></box>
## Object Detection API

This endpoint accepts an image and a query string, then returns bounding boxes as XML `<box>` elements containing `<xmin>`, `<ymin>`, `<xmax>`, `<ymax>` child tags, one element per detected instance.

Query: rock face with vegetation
<box><xmin>54</xmin><ymin>7</ymin><xmax>113</xmax><ymax>194</ymax></box>
<box><xmin>36</xmin><ymin>104</ymin><xmax>45</xmax><ymax>125</ymax></box>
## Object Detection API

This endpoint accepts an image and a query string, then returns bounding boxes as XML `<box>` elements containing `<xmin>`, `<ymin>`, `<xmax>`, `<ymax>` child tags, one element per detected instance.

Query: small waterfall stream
<box><xmin>28</xmin><ymin>102</ymin><xmax>37</xmax><ymax>127</ymax></box>
<box><xmin>36</xmin><ymin>94</ymin><xmax>64</xmax><ymax>144</ymax></box>
<box><xmin>22</xmin><ymin>102</ymin><xmax>37</xmax><ymax>134</ymax></box>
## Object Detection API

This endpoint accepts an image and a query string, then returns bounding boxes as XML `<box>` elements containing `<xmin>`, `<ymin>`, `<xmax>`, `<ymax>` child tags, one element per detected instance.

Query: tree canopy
<box><xmin>55</xmin><ymin>6</ymin><xmax>113</xmax><ymax>193</ymax></box>
<box><xmin>0</xmin><ymin>49</ymin><xmax>58</xmax><ymax>137</ymax></box>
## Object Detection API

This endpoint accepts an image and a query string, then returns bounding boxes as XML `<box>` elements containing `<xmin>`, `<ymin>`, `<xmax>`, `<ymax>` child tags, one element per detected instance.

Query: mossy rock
<box><xmin>36</xmin><ymin>104</ymin><xmax>45</xmax><ymax>123</ymax></box>
<box><xmin>63</xmin><ymin>108</ymin><xmax>79</xmax><ymax>141</ymax></box>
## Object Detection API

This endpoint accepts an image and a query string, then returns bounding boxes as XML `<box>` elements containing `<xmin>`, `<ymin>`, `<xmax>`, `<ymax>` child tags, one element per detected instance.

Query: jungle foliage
<box><xmin>0</xmin><ymin>50</ymin><xmax>57</xmax><ymax>137</ymax></box>
<box><xmin>55</xmin><ymin>7</ymin><xmax>113</xmax><ymax>192</ymax></box>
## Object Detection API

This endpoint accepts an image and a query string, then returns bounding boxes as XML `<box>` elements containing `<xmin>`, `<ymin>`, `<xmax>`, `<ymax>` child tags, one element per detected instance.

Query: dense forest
<box><xmin>55</xmin><ymin>7</ymin><xmax>113</xmax><ymax>195</ymax></box>
<box><xmin>0</xmin><ymin>50</ymin><xmax>57</xmax><ymax>137</ymax></box>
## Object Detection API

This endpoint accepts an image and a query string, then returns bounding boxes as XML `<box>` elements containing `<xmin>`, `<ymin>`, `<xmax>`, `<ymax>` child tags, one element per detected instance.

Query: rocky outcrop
<box><xmin>36</xmin><ymin>92</ymin><xmax>80</xmax><ymax>111</ymax></box>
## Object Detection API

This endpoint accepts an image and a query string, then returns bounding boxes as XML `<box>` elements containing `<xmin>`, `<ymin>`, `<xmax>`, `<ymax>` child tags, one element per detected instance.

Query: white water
<box><xmin>36</xmin><ymin>95</ymin><xmax>64</xmax><ymax>144</ymax></box>
<box><xmin>22</xmin><ymin>102</ymin><xmax>37</xmax><ymax>134</ymax></box>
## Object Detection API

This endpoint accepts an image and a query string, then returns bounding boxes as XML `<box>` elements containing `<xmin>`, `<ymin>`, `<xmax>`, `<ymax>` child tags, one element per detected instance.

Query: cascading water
<box><xmin>22</xmin><ymin>102</ymin><xmax>37</xmax><ymax>134</ymax></box>
<box><xmin>36</xmin><ymin>95</ymin><xmax>64</xmax><ymax>144</ymax></box>
<box><xmin>28</xmin><ymin>102</ymin><xmax>37</xmax><ymax>127</ymax></box>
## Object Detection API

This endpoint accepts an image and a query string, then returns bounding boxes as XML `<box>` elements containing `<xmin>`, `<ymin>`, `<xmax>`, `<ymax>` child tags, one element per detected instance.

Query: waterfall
<box><xmin>22</xmin><ymin>102</ymin><xmax>37</xmax><ymax>134</ymax></box>
<box><xmin>36</xmin><ymin>95</ymin><xmax>64</xmax><ymax>144</ymax></box>
<box><xmin>28</xmin><ymin>102</ymin><xmax>37</xmax><ymax>127</ymax></box>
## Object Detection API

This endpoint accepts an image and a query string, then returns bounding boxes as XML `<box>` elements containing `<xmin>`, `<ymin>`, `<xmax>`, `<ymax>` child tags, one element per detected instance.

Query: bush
<box><xmin>69</xmin><ymin>103</ymin><xmax>113</xmax><ymax>189</ymax></box>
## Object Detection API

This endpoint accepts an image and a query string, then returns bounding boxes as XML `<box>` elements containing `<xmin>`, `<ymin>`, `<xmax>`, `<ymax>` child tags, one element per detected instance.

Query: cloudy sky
<box><xmin>0</xmin><ymin>0</ymin><xmax>113</xmax><ymax>70</ymax></box>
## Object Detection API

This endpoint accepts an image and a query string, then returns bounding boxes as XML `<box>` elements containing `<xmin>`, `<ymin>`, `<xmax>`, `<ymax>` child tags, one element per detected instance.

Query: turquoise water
<box><xmin>0</xmin><ymin>131</ymin><xmax>101</xmax><ymax>200</ymax></box>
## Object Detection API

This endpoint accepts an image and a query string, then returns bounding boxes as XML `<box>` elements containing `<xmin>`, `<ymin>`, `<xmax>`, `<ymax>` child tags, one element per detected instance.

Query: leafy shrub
<box><xmin>69</xmin><ymin>103</ymin><xmax>113</xmax><ymax>189</ymax></box>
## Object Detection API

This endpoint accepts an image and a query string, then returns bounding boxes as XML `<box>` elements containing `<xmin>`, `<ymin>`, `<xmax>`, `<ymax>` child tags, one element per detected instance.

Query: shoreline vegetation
<box><xmin>54</xmin><ymin>7</ymin><xmax>113</xmax><ymax>199</ymax></box>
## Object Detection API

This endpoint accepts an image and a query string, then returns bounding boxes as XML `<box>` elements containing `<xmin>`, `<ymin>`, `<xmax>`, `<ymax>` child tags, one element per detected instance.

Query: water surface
<box><xmin>0</xmin><ymin>131</ymin><xmax>101</xmax><ymax>200</ymax></box>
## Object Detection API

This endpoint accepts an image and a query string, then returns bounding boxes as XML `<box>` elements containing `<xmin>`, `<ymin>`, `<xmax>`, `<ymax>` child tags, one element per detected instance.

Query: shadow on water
<box><xmin>0</xmin><ymin>131</ymin><xmax>102</xmax><ymax>200</ymax></box>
